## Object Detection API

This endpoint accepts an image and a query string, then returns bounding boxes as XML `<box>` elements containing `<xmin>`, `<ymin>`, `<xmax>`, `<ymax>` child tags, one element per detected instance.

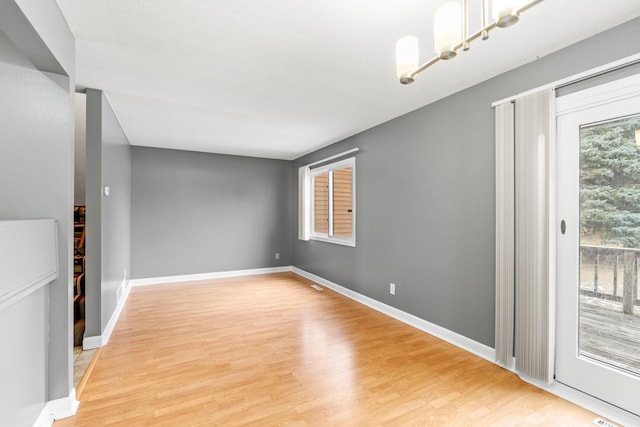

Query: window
<box><xmin>304</xmin><ymin>157</ymin><xmax>355</xmax><ymax>246</ymax></box>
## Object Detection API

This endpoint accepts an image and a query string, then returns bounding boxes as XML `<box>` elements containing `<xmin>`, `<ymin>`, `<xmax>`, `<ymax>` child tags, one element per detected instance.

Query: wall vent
<box><xmin>593</xmin><ymin>418</ymin><xmax>616</xmax><ymax>427</ymax></box>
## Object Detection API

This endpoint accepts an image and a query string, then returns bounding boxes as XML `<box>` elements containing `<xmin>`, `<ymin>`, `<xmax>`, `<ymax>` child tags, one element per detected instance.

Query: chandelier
<box><xmin>396</xmin><ymin>0</ymin><xmax>543</xmax><ymax>84</ymax></box>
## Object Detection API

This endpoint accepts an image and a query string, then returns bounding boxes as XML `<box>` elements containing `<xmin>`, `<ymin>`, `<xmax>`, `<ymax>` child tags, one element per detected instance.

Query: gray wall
<box><xmin>0</xmin><ymin>288</ymin><xmax>48</xmax><ymax>426</ymax></box>
<box><xmin>0</xmin><ymin>0</ymin><xmax>74</xmax><ymax>76</ymax></box>
<box><xmin>292</xmin><ymin>18</ymin><xmax>640</xmax><ymax>348</ymax></box>
<box><xmin>74</xmin><ymin>93</ymin><xmax>87</xmax><ymax>205</ymax></box>
<box><xmin>85</xmin><ymin>90</ymin><xmax>101</xmax><ymax>339</ymax></box>
<box><xmin>100</xmin><ymin>92</ymin><xmax>132</xmax><ymax>329</ymax></box>
<box><xmin>0</xmin><ymin>0</ymin><xmax>75</xmax><ymax>419</ymax></box>
<box><xmin>85</xmin><ymin>89</ymin><xmax>132</xmax><ymax>339</ymax></box>
<box><xmin>131</xmin><ymin>147</ymin><xmax>292</xmax><ymax>278</ymax></box>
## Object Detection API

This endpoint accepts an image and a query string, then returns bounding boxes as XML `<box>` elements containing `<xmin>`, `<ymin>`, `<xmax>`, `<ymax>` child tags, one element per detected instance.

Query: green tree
<box><xmin>580</xmin><ymin>115</ymin><xmax>640</xmax><ymax>248</ymax></box>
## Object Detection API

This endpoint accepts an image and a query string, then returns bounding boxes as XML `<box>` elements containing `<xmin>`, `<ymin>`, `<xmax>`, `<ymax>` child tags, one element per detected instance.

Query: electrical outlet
<box><xmin>275</xmin><ymin>252</ymin><xmax>280</xmax><ymax>260</ymax></box>
<box><xmin>390</xmin><ymin>283</ymin><xmax>396</xmax><ymax>295</ymax></box>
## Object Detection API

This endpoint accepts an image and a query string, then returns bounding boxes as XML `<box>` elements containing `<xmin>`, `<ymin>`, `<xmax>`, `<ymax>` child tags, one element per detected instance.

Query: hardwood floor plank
<box><xmin>56</xmin><ymin>272</ymin><xmax>597</xmax><ymax>426</ymax></box>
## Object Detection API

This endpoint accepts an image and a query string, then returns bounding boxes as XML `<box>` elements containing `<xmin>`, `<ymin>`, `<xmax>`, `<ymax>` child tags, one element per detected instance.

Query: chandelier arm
<box><xmin>517</xmin><ymin>0</ymin><xmax>543</xmax><ymax>15</ymax></box>
<box><xmin>409</xmin><ymin>56</ymin><xmax>442</xmax><ymax>79</ymax></box>
<box><xmin>406</xmin><ymin>0</ymin><xmax>543</xmax><ymax>82</ymax></box>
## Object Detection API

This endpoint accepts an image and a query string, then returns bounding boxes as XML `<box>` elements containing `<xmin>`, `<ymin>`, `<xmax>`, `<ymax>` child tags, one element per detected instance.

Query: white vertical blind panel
<box><xmin>514</xmin><ymin>89</ymin><xmax>556</xmax><ymax>384</ymax></box>
<box><xmin>495</xmin><ymin>101</ymin><xmax>515</xmax><ymax>368</ymax></box>
<box><xmin>298</xmin><ymin>166</ymin><xmax>311</xmax><ymax>241</ymax></box>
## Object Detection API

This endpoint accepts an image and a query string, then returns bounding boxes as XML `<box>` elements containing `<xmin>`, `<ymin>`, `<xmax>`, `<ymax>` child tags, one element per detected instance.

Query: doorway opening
<box><xmin>73</xmin><ymin>92</ymin><xmax>96</xmax><ymax>389</ymax></box>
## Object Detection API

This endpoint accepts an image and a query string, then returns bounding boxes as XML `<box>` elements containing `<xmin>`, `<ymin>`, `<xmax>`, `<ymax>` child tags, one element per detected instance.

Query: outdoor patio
<box><xmin>578</xmin><ymin>245</ymin><xmax>640</xmax><ymax>376</ymax></box>
<box><xmin>579</xmin><ymin>297</ymin><xmax>640</xmax><ymax>375</ymax></box>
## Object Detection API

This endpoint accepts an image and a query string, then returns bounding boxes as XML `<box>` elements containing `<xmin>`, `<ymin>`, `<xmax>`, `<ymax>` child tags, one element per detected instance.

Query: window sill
<box><xmin>310</xmin><ymin>235</ymin><xmax>355</xmax><ymax>247</ymax></box>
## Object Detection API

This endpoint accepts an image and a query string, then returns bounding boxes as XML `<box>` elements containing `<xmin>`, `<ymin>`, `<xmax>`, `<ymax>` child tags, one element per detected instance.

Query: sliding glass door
<box><xmin>556</xmin><ymin>73</ymin><xmax>640</xmax><ymax>416</ymax></box>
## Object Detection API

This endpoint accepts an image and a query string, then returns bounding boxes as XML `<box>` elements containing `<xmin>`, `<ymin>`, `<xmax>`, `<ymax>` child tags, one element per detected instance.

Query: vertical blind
<box><xmin>495</xmin><ymin>101</ymin><xmax>515</xmax><ymax>368</ymax></box>
<box><xmin>495</xmin><ymin>89</ymin><xmax>556</xmax><ymax>384</ymax></box>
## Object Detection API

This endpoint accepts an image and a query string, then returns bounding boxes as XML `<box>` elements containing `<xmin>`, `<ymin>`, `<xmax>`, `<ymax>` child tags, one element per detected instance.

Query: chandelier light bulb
<box><xmin>396</xmin><ymin>36</ymin><xmax>419</xmax><ymax>84</ymax></box>
<box><xmin>434</xmin><ymin>1</ymin><xmax>462</xmax><ymax>60</ymax></box>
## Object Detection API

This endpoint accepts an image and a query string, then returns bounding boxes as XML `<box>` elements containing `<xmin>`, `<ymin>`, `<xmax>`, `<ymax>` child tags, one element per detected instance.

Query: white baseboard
<box><xmin>129</xmin><ymin>266</ymin><xmax>292</xmax><ymax>287</ymax></box>
<box><xmin>291</xmin><ymin>267</ymin><xmax>495</xmax><ymax>362</ymax></box>
<box><xmin>82</xmin><ymin>335</ymin><xmax>102</xmax><ymax>350</ymax></box>
<box><xmin>46</xmin><ymin>388</ymin><xmax>79</xmax><ymax>422</ymax></box>
<box><xmin>32</xmin><ymin>404</ymin><xmax>53</xmax><ymax>427</ymax></box>
<box><xmin>82</xmin><ymin>279</ymin><xmax>132</xmax><ymax>350</ymax></box>
<box><xmin>101</xmin><ymin>279</ymin><xmax>131</xmax><ymax>346</ymax></box>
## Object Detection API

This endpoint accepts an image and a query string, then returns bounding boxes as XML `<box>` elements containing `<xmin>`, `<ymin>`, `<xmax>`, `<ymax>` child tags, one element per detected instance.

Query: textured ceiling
<box><xmin>55</xmin><ymin>0</ymin><xmax>640</xmax><ymax>160</ymax></box>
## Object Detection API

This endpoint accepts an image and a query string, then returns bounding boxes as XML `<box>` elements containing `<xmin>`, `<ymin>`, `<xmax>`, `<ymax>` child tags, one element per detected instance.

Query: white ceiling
<box><xmin>55</xmin><ymin>1</ymin><xmax>640</xmax><ymax>160</ymax></box>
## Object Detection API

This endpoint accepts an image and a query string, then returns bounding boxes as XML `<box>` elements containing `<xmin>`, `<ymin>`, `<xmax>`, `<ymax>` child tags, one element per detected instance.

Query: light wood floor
<box><xmin>56</xmin><ymin>273</ymin><xmax>598</xmax><ymax>426</ymax></box>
